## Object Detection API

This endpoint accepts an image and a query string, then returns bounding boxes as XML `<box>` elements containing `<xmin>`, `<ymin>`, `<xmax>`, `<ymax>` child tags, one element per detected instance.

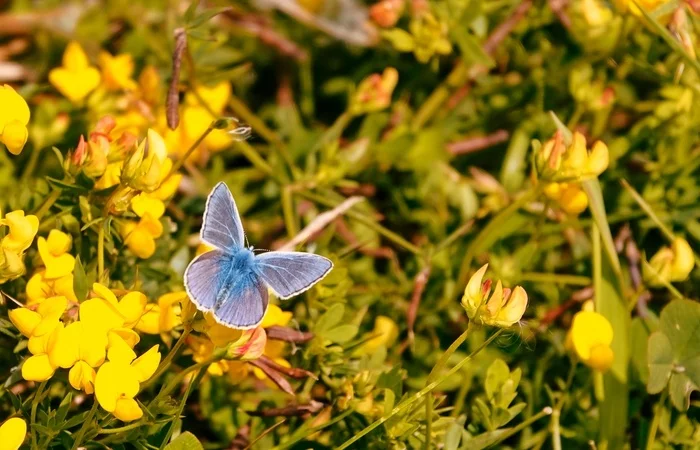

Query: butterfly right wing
<box><xmin>211</xmin><ymin>272</ymin><xmax>269</xmax><ymax>329</ymax></box>
<box><xmin>184</xmin><ymin>249</ymin><xmax>231</xmax><ymax>312</ymax></box>
<box><xmin>201</xmin><ymin>182</ymin><xmax>245</xmax><ymax>252</ymax></box>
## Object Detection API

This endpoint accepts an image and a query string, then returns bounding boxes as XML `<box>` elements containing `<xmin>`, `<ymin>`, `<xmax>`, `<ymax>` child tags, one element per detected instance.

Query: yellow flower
<box><xmin>355</xmin><ymin>316</ymin><xmax>399</xmax><ymax>355</ymax></box>
<box><xmin>26</xmin><ymin>270</ymin><xmax>78</xmax><ymax>306</ymax></box>
<box><xmin>94</xmin><ymin>162</ymin><xmax>122</xmax><ymax>190</ymax></box>
<box><xmin>188</xmin><ymin>334</ymin><xmax>230</xmax><ymax>376</ymax></box>
<box><xmin>0</xmin><ymin>249</ymin><xmax>26</xmax><ymax>284</ymax></box>
<box><xmin>384</xmin><ymin>13</ymin><xmax>451</xmax><ymax>63</ymax></box>
<box><xmin>0</xmin><ymin>85</ymin><xmax>30</xmax><ymax>155</ymax></box>
<box><xmin>460</xmin><ymin>264</ymin><xmax>528</xmax><ymax>328</ymax></box>
<box><xmin>0</xmin><ymin>210</ymin><xmax>38</xmax><ymax>253</ymax></box>
<box><xmin>260</xmin><ymin>304</ymin><xmax>293</xmax><ymax>328</ymax></box>
<box><xmin>350</xmin><ymin>68</ymin><xmax>399</xmax><ymax>115</ymax></box>
<box><xmin>99</xmin><ymin>52</ymin><xmax>137</xmax><ymax>91</ymax></box>
<box><xmin>567</xmin><ymin>305</ymin><xmax>614</xmax><ymax>372</ymax></box>
<box><xmin>122</xmin><ymin>212</ymin><xmax>163</xmax><ymax>259</ymax></box>
<box><xmin>9</xmin><ymin>296</ymin><xmax>67</xmax><ymax>381</ymax></box>
<box><xmin>536</xmin><ymin>131</ymin><xmax>608</xmax><ymax>182</ymax></box>
<box><xmin>48</xmin><ymin>41</ymin><xmax>101</xmax><ymax>103</ymax></box>
<box><xmin>135</xmin><ymin>291</ymin><xmax>184</xmax><ymax>335</ymax></box>
<box><xmin>95</xmin><ymin>345</ymin><xmax>160</xmax><ymax>421</ymax></box>
<box><xmin>122</xmin><ymin>129</ymin><xmax>173</xmax><ymax>193</ymax></box>
<box><xmin>615</xmin><ymin>0</ymin><xmax>664</xmax><ymax>15</ymax></box>
<box><xmin>644</xmin><ymin>237</ymin><xmax>695</xmax><ymax>287</ymax></box>
<box><xmin>138</xmin><ymin>65</ymin><xmax>162</xmax><ymax>106</ymax></box>
<box><xmin>204</xmin><ymin>313</ymin><xmax>244</xmax><ymax>347</ymax></box>
<box><xmin>37</xmin><ymin>230</ymin><xmax>75</xmax><ymax>279</ymax></box>
<box><xmin>49</xmin><ymin>321</ymin><xmax>107</xmax><ymax>393</ymax></box>
<box><xmin>0</xmin><ymin>417</ymin><xmax>27</xmax><ymax>450</ymax></box>
<box><xmin>543</xmin><ymin>182</ymin><xmax>589</xmax><ymax>215</ymax></box>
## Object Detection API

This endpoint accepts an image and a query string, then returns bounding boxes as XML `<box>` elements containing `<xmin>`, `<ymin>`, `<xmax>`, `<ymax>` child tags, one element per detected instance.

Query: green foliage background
<box><xmin>1</xmin><ymin>0</ymin><xmax>700</xmax><ymax>448</ymax></box>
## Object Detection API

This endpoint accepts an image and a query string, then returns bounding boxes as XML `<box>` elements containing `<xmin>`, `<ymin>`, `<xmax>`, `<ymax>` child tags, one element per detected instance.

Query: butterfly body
<box><xmin>185</xmin><ymin>183</ymin><xmax>333</xmax><ymax>329</ymax></box>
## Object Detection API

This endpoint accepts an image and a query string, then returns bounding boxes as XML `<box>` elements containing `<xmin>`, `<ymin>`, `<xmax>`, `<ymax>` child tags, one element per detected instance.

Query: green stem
<box><xmin>159</xmin><ymin>365</ymin><xmax>208</xmax><ymax>450</ymax></box>
<box><xmin>150</xmin><ymin>359</ymin><xmax>215</xmax><ymax>407</ymax></box>
<box><xmin>620</xmin><ymin>179</ymin><xmax>675</xmax><ymax>242</ymax></box>
<box><xmin>336</xmin><ymin>329</ymin><xmax>504</xmax><ymax>450</ymax></box>
<box><xmin>645</xmin><ymin>389</ymin><xmax>667</xmax><ymax>450</ymax></box>
<box><xmin>98</xmin><ymin>420</ymin><xmax>146</xmax><ymax>434</ymax></box>
<box><xmin>457</xmin><ymin>187</ymin><xmax>539</xmax><ymax>287</ymax></box>
<box><xmin>424</xmin><ymin>321</ymin><xmax>475</xmax><ymax>450</ymax></box>
<box><xmin>518</xmin><ymin>272</ymin><xmax>591</xmax><ymax>286</ymax></box>
<box><xmin>271</xmin><ymin>409</ymin><xmax>354</xmax><ymax>450</ymax></box>
<box><xmin>34</xmin><ymin>189</ymin><xmax>62</xmax><ymax>220</ymax></box>
<box><xmin>299</xmin><ymin>190</ymin><xmax>422</xmax><ymax>255</ymax></box>
<box><xmin>30</xmin><ymin>381</ymin><xmax>47</xmax><ymax>450</ymax></box>
<box><xmin>234</xmin><ymin>140</ymin><xmax>279</xmax><ymax>181</ymax></box>
<box><xmin>166</xmin><ymin>123</ymin><xmax>215</xmax><ymax>181</ymax></box>
<box><xmin>21</xmin><ymin>146</ymin><xmax>43</xmax><ymax>183</ymax></box>
<box><xmin>281</xmin><ymin>186</ymin><xmax>298</xmax><ymax>238</ymax></box>
<box><xmin>551</xmin><ymin>362</ymin><xmax>577</xmax><ymax>450</ymax></box>
<box><xmin>434</xmin><ymin>220</ymin><xmax>474</xmax><ymax>254</ymax></box>
<box><xmin>141</xmin><ymin>325</ymin><xmax>193</xmax><ymax>391</ymax></box>
<box><xmin>492</xmin><ymin>407</ymin><xmax>553</xmax><ymax>448</ymax></box>
<box><xmin>70</xmin><ymin>398</ymin><xmax>99</xmax><ymax>450</ymax></box>
<box><xmin>97</xmin><ymin>219</ymin><xmax>106</xmax><ymax>281</ymax></box>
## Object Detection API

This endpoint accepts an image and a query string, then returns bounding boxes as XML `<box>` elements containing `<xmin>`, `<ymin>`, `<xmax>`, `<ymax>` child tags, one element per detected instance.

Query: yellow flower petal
<box><xmin>48</xmin><ymin>42</ymin><xmax>100</xmax><ymax>103</ymax></box>
<box><xmin>21</xmin><ymin>354</ymin><xmax>55</xmax><ymax>381</ymax></box>
<box><xmin>1</xmin><ymin>210</ymin><xmax>39</xmax><ymax>253</ymax></box>
<box><xmin>261</xmin><ymin>304</ymin><xmax>293</xmax><ymax>328</ymax></box>
<box><xmin>8</xmin><ymin>308</ymin><xmax>40</xmax><ymax>338</ymax></box>
<box><xmin>109</xmin><ymin>328</ymin><xmax>140</xmax><ymax>349</ymax></box>
<box><xmin>48</xmin><ymin>321</ymin><xmax>80</xmax><ymax>368</ymax></box>
<box><xmin>91</xmin><ymin>283</ymin><xmax>119</xmax><ymax>305</ymax></box>
<box><xmin>69</xmin><ymin>361</ymin><xmax>96</xmax><ymax>393</ymax></box>
<box><xmin>107</xmin><ymin>334</ymin><xmax>137</xmax><ymax>364</ymax></box>
<box><xmin>37</xmin><ymin>237</ymin><xmax>75</xmax><ymax>279</ymax></box>
<box><xmin>1</xmin><ymin>120</ymin><xmax>28</xmax><ymax>155</ymax></box>
<box><xmin>130</xmin><ymin>345</ymin><xmax>161</xmax><ymax>383</ymax></box>
<box><xmin>80</xmin><ymin>298</ymin><xmax>124</xmax><ymax>331</ymax></box>
<box><xmin>0</xmin><ymin>417</ymin><xmax>27</xmax><ymax>450</ymax></box>
<box><xmin>99</xmin><ymin>52</ymin><xmax>137</xmax><ymax>91</ymax></box>
<box><xmin>46</xmin><ymin>230</ymin><xmax>71</xmax><ymax>256</ymax></box>
<box><xmin>95</xmin><ymin>361</ymin><xmax>119</xmax><ymax>412</ymax></box>
<box><xmin>131</xmin><ymin>194</ymin><xmax>165</xmax><ymax>220</ymax></box>
<box><xmin>118</xmin><ymin>292</ymin><xmax>147</xmax><ymax>328</ymax></box>
<box><xmin>135</xmin><ymin>304</ymin><xmax>160</xmax><ymax>334</ymax></box>
<box><xmin>570</xmin><ymin>310</ymin><xmax>613</xmax><ymax>361</ymax></box>
<box><xmin>113</xmin><ymin>398</ymin><xmax>143</xmax><ymax>422</ymax></box>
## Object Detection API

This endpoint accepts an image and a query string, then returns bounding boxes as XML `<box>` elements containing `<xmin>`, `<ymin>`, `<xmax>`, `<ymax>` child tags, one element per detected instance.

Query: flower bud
<box><xmin>2</xmin><ymin>120</ymin><xmax>29</xmax><ymax>155</ymax></box>
<box><xmin>644</xmin><ymin>237</ymin><xmax>695</xmax><ymax>287</ymax></box>
<box><xmin>350</xmin><ymin>68</ymin><xmax>399</xmax><ymax>115</ymax></box>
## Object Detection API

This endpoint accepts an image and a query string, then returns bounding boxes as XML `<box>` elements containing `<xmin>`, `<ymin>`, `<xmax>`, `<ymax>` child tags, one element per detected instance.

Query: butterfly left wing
<box><xmin>254</xmin><ymin>251</ymin><xmax>333</xmax><ymax>299</ymax></box>
<box><xmin>184</xmin><ymin>249</ymin><xmax>230</xmax><ymax>312</ymax></box>
<box><xmin>212</xmin><ymin>271</ymin><xmax>269</xmax><ymax>329</ymax></box>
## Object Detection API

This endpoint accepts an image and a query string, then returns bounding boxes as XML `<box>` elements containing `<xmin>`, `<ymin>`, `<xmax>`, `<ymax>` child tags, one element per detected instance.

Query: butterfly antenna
<box><xmin>1</xmin><ymin>291</ymin><xmax>23</xmax><ymax>308</ymax></box>
<box><xmin>253</xmin><ymin>248</ymin><xmax>270</xmax><ymax>253</ymax></box>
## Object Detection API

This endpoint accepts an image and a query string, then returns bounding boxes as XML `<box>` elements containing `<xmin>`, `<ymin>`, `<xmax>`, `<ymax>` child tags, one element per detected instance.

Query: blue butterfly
<box><xmin>184</xmin><ymin>182</ymin><xmax>333</xmax><ymax>329</ymax></box>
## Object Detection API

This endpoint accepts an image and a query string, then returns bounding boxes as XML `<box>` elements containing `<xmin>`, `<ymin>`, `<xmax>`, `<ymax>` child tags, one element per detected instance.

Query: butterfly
<box><xmin>184</xmin><ymin>182</ymin><xmax>333</xmax><ymax>329</ymax></box>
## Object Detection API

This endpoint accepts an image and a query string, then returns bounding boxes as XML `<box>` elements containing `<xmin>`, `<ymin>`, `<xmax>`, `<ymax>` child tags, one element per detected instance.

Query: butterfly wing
<box><xmin>201</xmin><ymin>182</ymin><xmax>245</xmax><ymax>252</ymax></box>
<box><xmin>212</xmin><ymin>272</ymin><xmax>268</xmax><ymax>329</ymax></box>
<box><xmin>184</xmin><ymin>249</ymin><xmax>231</xmax><ymax>312</ymax></box>
<box><xmin>254</xmin><ymin>251</ymin><xmax>333</xmax><ymax>299</ymax></box>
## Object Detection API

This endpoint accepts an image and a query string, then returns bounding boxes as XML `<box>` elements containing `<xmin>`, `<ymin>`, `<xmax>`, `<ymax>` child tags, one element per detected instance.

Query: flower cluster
<box><xmin>643</xmin><ymin>237</ymin><xmax>695</xmax><ymax>287</ymax></box>
<box><xmin>461</xmin><ymin>264</ymin><xmax>528</xmax><ymax>328</ymax></box>
<box><xmin>0</xmin><ymin>210</ymin><xmax>38</xmax><ymax>283</ymax></box>
<box><xmin>536</xmin><ymin>131</ymin><xmax>609</xmax><ymax>215</ymax></box>
<box><xmin>383</xmin><ymin>13</ymin><xmax>452</xmax><ymax>63</ymax></box>
<box><xmin>9</xmin><ymin>282</ymin><xmax>163</xmax><ymax>421</ymax></box>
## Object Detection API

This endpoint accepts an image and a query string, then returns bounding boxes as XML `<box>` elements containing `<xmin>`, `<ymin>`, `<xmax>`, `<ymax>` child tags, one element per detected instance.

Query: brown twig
<box><xmin>246</xmin><ymin>400</ymin><xmax>324</xmax><ymax>417</ymax></box>
<box><xmin>447</xmin><ymin>130</ymin><xmax>510</xmax><ymax>156</ymax></box>
<box><xmin>537</xmin><ymin>286</ymin><xmax>593</xmax><ymax>330</ymax></box>
<box><xmin>266</xmin><ymin>325</ymin><xmax>315</xmax><ymax>343</ymax></box>
<box><xmin>222</xmin><ymin>11</ymin><xmax>308</xmax><ymax>62</ymax></box>
<box><xmin>407</xmin><ymin>265</ymin><xmax>432</xmax><ymax>343</ymax></box>
<box><xmin>548</xmin><ymin>0</ymin><xmax>572</xmax><ymax>29</ymax></box>
<box><xmin>229</xmin><ymin>424</ymin><xmax>250</xmax><ymax>450</ymax></box>
<box><xmin>167</xmin><ymin>28</ymin><xmax>187</xmax><ymax>130</ymax></box>
<box><xmin>278</xmin><ymin>196</ymin><xmax>364</xmax><ymax>251</ymax></box>
<box><xmin>248</xmin><ymin>359</ymin><xmax>295</xmax><ymax>395</ymax></box>
<box><xmin>258</xmin><ymin>355</ymin><xmax>317</xmax><ymax>380</ymax></box>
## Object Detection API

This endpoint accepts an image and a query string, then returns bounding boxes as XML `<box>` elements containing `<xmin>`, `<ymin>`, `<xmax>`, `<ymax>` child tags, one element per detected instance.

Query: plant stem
<box><xmin>518</xmin><ymin>272</ymin><xmax>591</xmax><ymax>286</ymax></box>
<box><xmin>98</xmin><ymin>420</ymin><xmax>146</xmax><ymax>434</ymax></box>
<box><xmin>424</xmin><ymin>321</ymin><xmax>475</xmax><ymax>450</ymax></box>
<box><xmin>645</xmin><ymin>390</ymin><xmax>667</xmax><ymax>450</ymax></box>
<box><xmin>165</xmin><ymin>123</ymin><xmax>215</xmax><ymax>181</ymax></box>
<box><xmin>271</xmin><ymin>409</ymin><xmax>354</xmax><ymax>450</ymax></box>
<box><xmin>141</xmin><ymin>325</ymin><xmax>193</xmax><ymax>391</ymax></box>
<box><xmin>620</xmin><ymin>179</ymin><xmax>675</xmax><ymax>242</ymax></box>
<box><xmin>21</xmin><ymin>146</ymin><xmax>43</xmax><ymax>183</ymax></box>
<box><xmin>492</xmin><ymin>407</ymin><xmax>554</xmax><ymax>448</ymax></box>
<box><xmin>551</xmin><ymin>362</ymin><xmax>577</xmax><ymax>450</ymax></box>
<box><xmin>97</xmin><ymin>220</ymin><xmax>105</xmax><ymax>280</ymax></box>
<box><xmin>299</xmin><ymin>190</ymin><xmax>423</xmax><ymax>255</ymax></box>
<box><xmin>30</xmin><ymin>381</ymin><xmax>47</xmax><ymax>450</ymax></box>
<box><xmin>234</xmin><ymin>140</ymin><xmax>280</xmax><ymax>181</ymax></box>
<box><xmin>457</xmin><ymin>187</ymin><xmax>539</xmax><ymax>287</ymax></box>
<box><xmin>150</xmin><ymin>359</ymin><xmax>215</xmax><ymax>407</ymax></box>
<box><xmin>71</xmin><ymin>397</ymin><xmax>99</xmax><ymax>450</ymax></box>
<box><xmin>158</xmin><ymin>365</ymin><xmax>208</xmax><ymax>450</ymax></box>
<box><xmin>34</xmin><ymin>189</ymin><xmax>62</xmax><ymax>220</ymax></box>
<box><xmin>336</xmin><ymin>329</ymin><xmax>504</xmax><ymax>450</ymax></box>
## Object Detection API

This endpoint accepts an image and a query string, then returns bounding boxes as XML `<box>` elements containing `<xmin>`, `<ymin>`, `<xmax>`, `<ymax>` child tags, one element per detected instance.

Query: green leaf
<box><xmin>315</xmin><ymin>303</ymin><xmax>345</xmax><ymax>333</ymax></box>
<box><xmin>382</xmin><ymin>29</ymin><xmax>415</xmax><ymax>52</ymax></box>
<box><xmin>325</xmin><ymin>324</ymin><xmax>359</xmax><ymax>344</ymax></box>
<box><xmin>188</xmin><ymin>7</ymin><xmax>231</xmax><ymax>29</ymax></box>
<box><xmin>484</xmin><ymin>359</ymin><xmax>509</xmax><ymax>401</ymax></box>
<box><xmin>647</xmin><ymin>331</ymin><xmax>673</xmax><ymax>394</ymax></box>
<box><xmin>444</xmin><ymin>416</ymin><xmax>466</xmax><ymax>450</ymax></box>
<box><xmin>73</xmin><ymin>257</ymin><xmax>89</xmax><ymax>302</ymax></box>
<box><xmin>461</xmin><ymin>429</ymin><xmax>510</xmax><ymax>450</ymax></box>
<box><xmin>164</xmin><ymin>431</ymin><xmax>204</xmax><ymax>450</ymax></box>
<box><xmin>658</xmin><ymin>299</ymin><xmax>700</xmax><ymax>362</ymax></box>
<box><xmin>583</xmin><ymin>179</ymin><xmax>622</xmax><ymax>277</ymax></box>
<box><xmin>183</xmin><ymin>0</ymin><xmax>200</xmax><ymax>24</ymax></box>
<box><xmin>669</xmin><ymin>372</ymin><xmax>698</xmax><ymax>411</ymax></box>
